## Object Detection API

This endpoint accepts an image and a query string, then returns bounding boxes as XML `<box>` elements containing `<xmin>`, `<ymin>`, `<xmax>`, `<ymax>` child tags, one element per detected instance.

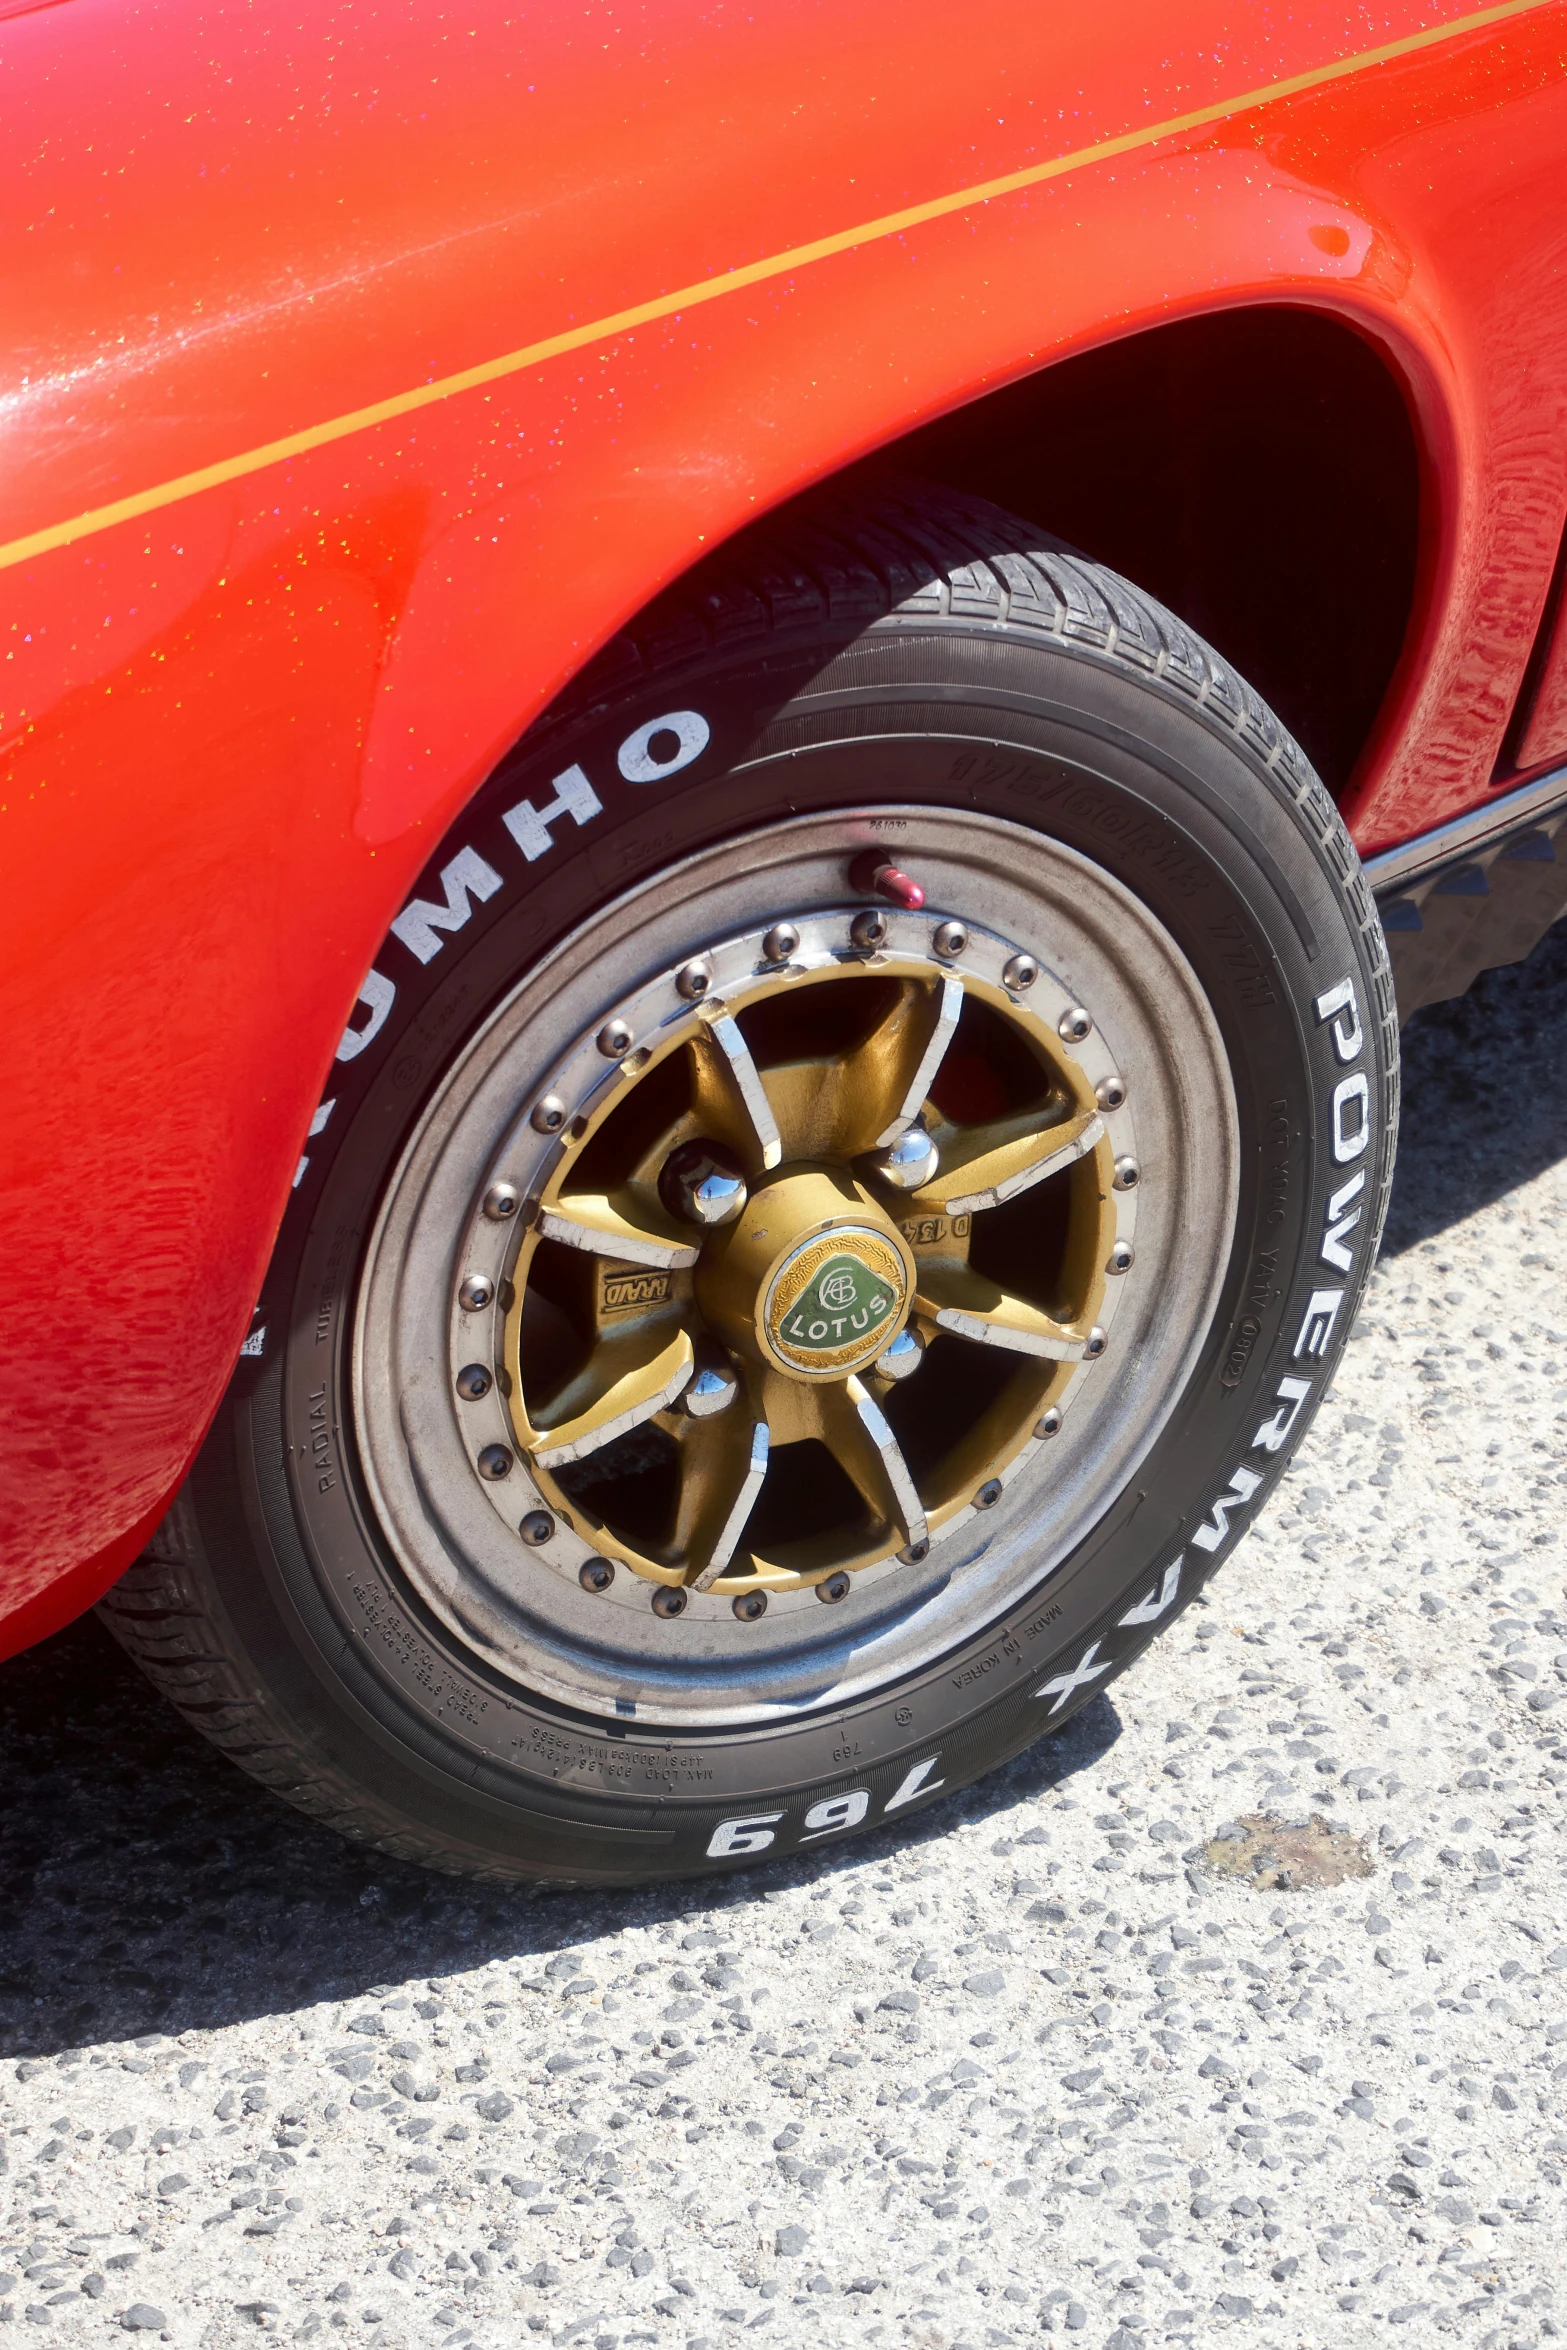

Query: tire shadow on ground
<box><xmin>0</xmin><ymin>1609</ymin><xmax>1120</xmax><ymax>2060</ymax></box>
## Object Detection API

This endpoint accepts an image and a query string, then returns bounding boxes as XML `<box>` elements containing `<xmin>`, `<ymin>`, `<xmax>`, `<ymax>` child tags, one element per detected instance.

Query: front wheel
<box><xmin>100</xmin><ymin>482</ymin><xmax>1397</xmax><ymax>1883</ymax></box>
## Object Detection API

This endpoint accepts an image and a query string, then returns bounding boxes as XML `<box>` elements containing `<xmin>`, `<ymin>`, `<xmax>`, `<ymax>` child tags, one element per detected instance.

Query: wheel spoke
<box><xmin>816</xmin><ymin>1375</ymin><xmax>928</xmax><ymax>1550</ymax></box>
<box><xmin>872</xmin><ymin>974</ymin><xmax>964</xmax><ymax>1147</ymax></box>
<box><xmin>756</xmin><ymin>973</ymin><xmax>962</xmax><ymax>1161</ymax></box>
<box><xmin>682</xmin><ymin>1417</ymin><xmax>772</xmax><ymax>1590</ymax></box>
<box><xmin>539</xmin><ymin>1185</ymin><xmax>701</xmax><ymax>1269</ymax></box>
<box><xmin>525</xmin><ymin>1327</ymin><xmax>696</xmax><ymax>1468</ymax></box>
<box><xmin>914</xmin><ymin>1261</ymin><xmax>1092</xmax><ymax>1359</ymax></box>
<box><xmin>912</xmin><ymin>1107</ymin><xmax>1103</xmax><ymax>1216</ymax></box>
<box><xmin>692</xmin><ymin>1009</ymin><xmax>783</xmax><ymax>1170</ymax></box>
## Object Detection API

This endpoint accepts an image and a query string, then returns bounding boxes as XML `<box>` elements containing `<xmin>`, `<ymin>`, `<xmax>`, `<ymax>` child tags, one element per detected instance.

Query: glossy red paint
<box><xmin>2</xmin><ymin>0</ymin><xmax>1566</xmax><ymax>1642</ymax></box>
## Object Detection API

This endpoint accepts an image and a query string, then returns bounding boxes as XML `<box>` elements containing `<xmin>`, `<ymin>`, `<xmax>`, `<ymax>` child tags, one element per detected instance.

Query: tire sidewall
<box><xmin>217</xmin><ymin>621</ymin><xmax>1393</xmax><ymax>1882</ymax></box>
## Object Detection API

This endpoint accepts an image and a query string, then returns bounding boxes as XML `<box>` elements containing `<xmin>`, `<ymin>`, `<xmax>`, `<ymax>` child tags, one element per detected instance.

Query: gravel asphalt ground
<box><xmin>1</xmin><ymin>919</ymin><xmax>1564</xmax><ymax>2350</ymax></box>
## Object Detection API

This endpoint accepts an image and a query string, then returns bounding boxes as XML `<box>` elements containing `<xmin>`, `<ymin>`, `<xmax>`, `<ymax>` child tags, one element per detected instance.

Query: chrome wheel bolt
<box><xmin>898</xmin><ymin>1538</ymin><xmax>931</xmax><ymax>1566</ymax></box>
<box><xmin>1096</xmin><ymin>1075</ymin><xmax>1127</xmax><ymax>1111</ymax></box>
<box><xmin>455</xmin><ymin>1362</ymin><xmax>493</xmax><ymax>1401</ymax></box>
<box><xmin>652</xmin><ymin>1584</ymin><xmax>688</xmax><ymax>1618</ymax></box>
<box><xmin>933</xmin><ymin>919</ymin><xmax>969</xmax><ymax>959</ymax></box>
<box><xmin>1084</xmin><ymin>1326</ymin><xmax>1108</xmax><ymax>1357</ymax></box>
<box><xmin>874</xmin><ymin>1327</ymin><xmax>924</xmax><ymax>1381</ymax></box>
<box><xmin>1107</xmin><ymin>1240</ymin><xmax>1134</xmax><ymax>1274</ymax></box>
<box><xmin>477</xmin><ymin>1444</ymin><xmax>513</xmax><ymax>1481</ymax></box>
<box><xmin>579</xmin><ymin>1557</ymin><xmax>615</xmax><ymax>1594</ymax></box>
<box><xmin>597</xmin><ymin>1019</ymin><xmax>634</xmax><ymax>1059</ymax></box>
<box><xmin>458</xmin><ymin>1273</ymin><xmax>494</xmax><ymax>1312</ymax></box>
<box><xmin>676</xmin><ymin>958</ymin><xmax>713</xmax><ymax>1001</ymax></box>
<box><xmin>973</xmin><ymin>1477</ymin><xmax>1002</xmax><ymax>1509</ymax></box>
<box><xmin>850</xmin><ymin>907</ymin><xmax>888</xmax><ymax>950</ymax></box>
<box><xmin>1059</xmin><ymin>1006</ymin><xmax>1092</xmax><ymax>1042</ymax></box>
<box><xmin>1003</xmin><ymin>951</ymin><xmax>1039</xmax><ymax>991</ymax></box>
<box><xmin>530</xmin><ymin>1094</ymin><xmax>567</xmax><ymax>1135</ymax></box>
<box><xmin>865</xmin><ymin>1126</ymin><xmax>938</xmax><ymax>1192</ymax></box>
<box><xmin>519</xmin><ymin>1509</ymin><xmax>555</xmax><ymax>1545</ymax></box>
<box><xmin>732</xmin><ymin>1589</ymin><xmax>768</xmax><ymax>1623</ymax></box>
<box><xmin>681</xmin><ymin>1351</ymin><xmax>742</xmax><ymax>1418</ymax></box>
<box><xmin>660</xmin><ymin>1139</ymin><xmax>748</xmax><ymax>1228</ymax></box>
<box><xmin>762</xmin><ymin>921</ymin><xmax>800</xmax><ymax>963</ymax></box>
<box><xmin>1035</xmin><ymin>1406</ymin><xmax>1064</xmax><ymax>1439</ymax></box>
<box><xmin>483</xmin><ymin>1181</ymin><xmax>521</xmax><ymax>1220</ymax></box>
<box><xmin>816</xmin><ymin>1572</ymin><xmax>852</xmax><ymax>1604</ymax></box>
<box><xmin>1113</xmin><ymin>1156</ymin><xmax>1140</xmax><ymax>1191</ymax></box>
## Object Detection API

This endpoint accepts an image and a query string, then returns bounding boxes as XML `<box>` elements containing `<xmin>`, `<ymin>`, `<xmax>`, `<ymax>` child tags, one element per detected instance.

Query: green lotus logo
<box><xmin>764</xmin><ymin>1230</ymin><xmax>907</xmax><ymax>1375</ymax></box>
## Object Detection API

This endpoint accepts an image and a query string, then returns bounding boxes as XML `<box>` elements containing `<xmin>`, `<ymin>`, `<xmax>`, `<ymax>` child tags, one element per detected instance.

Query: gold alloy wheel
<box><xmin>355</xmin><ymin>807</ymin><xmax>1235</xmax><ymax>1730</ymax></box>
<box><xmin>495</xmin><ymin>917</ymin><xmax>1128</xmax><ymax>1608</ymax></box>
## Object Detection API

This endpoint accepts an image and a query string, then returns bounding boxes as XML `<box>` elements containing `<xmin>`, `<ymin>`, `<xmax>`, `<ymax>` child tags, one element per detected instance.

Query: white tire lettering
<box><xmin>335</xmin><ymin>967</ymin><xmax>396</xmax><ymax>1062</ymax></box>
<box><xmin>1293</xmin><ymin>1286</ymin><xmax>1344</xmax><ymax>1360</ymax></box>
<box><xmin>389</xmin><ymin>846</ymin><xmax>503</xmax><ymax>966</ymax></box>
<box><xmin>1118</xmin><ymin>1559</ymin><xmax>1181</xmax><ymax>1628</ymax></box>
<box><xmin>1330</xmin><ymin>1071</ymin><xmax>1370</xmax><ymax>1163</ymax></box>
<box><xmin>802</xmin><ymin>1791</ymin><xmax>870</xmax><ymax>1840</ymax></box>
<box><xmin>1252</xmin><ymin>1373</ymin><xmax>1312</xmax><ymax>1454</ymax></box>
<box><xmin>618</xmin><ymin>710</ymin><xmax>710</xmax><ymax>783</ymax></box>
<box><xmin>1189</xmin><ymin>1463</ymin><xmax>1263</xmax><ymax>1554</ymax></box>
<box><xmin>1313</xmin><ymin>975</ymin><xmax>1364</xmax><ymax>1065</ymax></box>
<box><xmin>502</xmin><ymin>764</ymin><xmax>603</xmax><ymax>862</ymax></box>
<box><xmin>1035</xmin><ymin>1642</ymin><xmax>1110</xmax><ymax>1715</ymax></box>
<box><xmin>1320</xmin><ymin>1167</ymin><xmax>1366</xmax><ymax>1271</ymax></box>
<box><xmin>706</xmin><ymin>1812</ymin><xmax>783</xmax><ymax>1859</ymax></box>
<box><xmin>884</xmin><ymin>1755</ymin><xmax>945</xmax><ymax>1812</ymax></box>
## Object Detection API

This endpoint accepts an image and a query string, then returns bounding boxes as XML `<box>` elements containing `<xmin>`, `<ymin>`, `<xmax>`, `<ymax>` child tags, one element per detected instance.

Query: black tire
<box><xmin>99</xmin><ymin>480</ymin><xmax>1398</xmax><ymax>1884</ymax></box>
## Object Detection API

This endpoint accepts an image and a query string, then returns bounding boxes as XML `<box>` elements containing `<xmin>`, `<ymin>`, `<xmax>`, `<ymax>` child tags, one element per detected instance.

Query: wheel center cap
<box><xmin>695</xmin><ymin>1164</ymin><xmax>915</xmax><ymax>1381</ymax></box>
<box><xmin>764</xmin><ymin>1226</ymin><xmax>907</xmax><ymax>1376</ymax></box>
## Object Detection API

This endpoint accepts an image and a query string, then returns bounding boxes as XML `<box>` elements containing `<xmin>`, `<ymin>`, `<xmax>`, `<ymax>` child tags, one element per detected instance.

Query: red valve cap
<box><xmin>848</xmin><ymin>851</ymin><xmax>926</xmax><ymax>910</ymax></box>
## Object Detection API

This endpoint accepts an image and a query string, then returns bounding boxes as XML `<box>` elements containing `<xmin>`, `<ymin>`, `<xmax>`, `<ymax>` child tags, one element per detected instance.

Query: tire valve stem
<box><xmin>848</xmin><ymin>850</ymin><xmax>926</xmax><ymax>910</ymax></box>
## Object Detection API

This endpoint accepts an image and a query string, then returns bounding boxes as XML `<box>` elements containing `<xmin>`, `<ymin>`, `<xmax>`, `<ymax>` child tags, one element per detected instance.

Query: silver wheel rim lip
<box><xmin>353</xmin><ymin>806</ymin><xmax>1239</xmax><ymax>1728</ymax></box>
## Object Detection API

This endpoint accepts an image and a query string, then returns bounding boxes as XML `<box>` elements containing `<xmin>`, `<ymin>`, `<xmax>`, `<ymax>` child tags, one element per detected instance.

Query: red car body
<box><xmin>3</xmin><ymin>0</ymin><xmax>1565</xmax><ymax>1654</ymax></box>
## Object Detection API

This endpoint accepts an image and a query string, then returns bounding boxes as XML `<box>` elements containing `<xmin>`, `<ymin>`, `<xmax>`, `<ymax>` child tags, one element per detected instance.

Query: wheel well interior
<box><xmin>846</xmin><ymin>304</ymin><xmax>1423</xmax><ymax>799</ymax></box>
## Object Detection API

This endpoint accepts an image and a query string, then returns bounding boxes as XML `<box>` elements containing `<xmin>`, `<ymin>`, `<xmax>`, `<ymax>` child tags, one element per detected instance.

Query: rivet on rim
<box><xmin>483</xmin><ymin>1181</ymin><xmax>521</xmax><ymax>1220</ymax></box>
<box><xmin>1035</xmin><ymin>1406</ymin><xmax>1064</xmax><ymax>1438</ymax></box>
<box><xmin>676</xmin><ymin>958</ymin><xmax>714</xmax><ymax>1001</ymax></box>
<box><xmin>455</xmin><ymin>1363</ymin><xmax>493</xmax><ymax>1401</ymax></box>
<box><xmin>1107</xmin><ymin>1240</ymin><xmax>1135</xmax><ymax>1275</ymax></box>
<box><xmin>732</xmin><ymin>1589</ymin><xmax>768</xmax><ymax>1622</ymax></box>
<box><xmin>519</xmin><ymin>1509</ymin><xmax>556</xmax><ymax>1545</ymax></box>
<box><xmin>578</xmin><ymin>1557</ymin><xmax>615</xmax><ymax>1594</ymax></box>
<box><xmin>530</xmin><ymin>1094</ymin><xmax>567</xmax><ymax>1135</ymax></box>
<box><xmin>1084</xmin><ymin>1326</ymin><xmax>1108</xmax><ymax>1357</ymax></box>
<box><xmin>762</xmin><ymin>921</ymin><xmax>800</xmax><ymax>963</ymax></box>
<box><xmin>597</xmin><ymin>1019</ymin><xmax>634</xmax><ymax>1059</ymax></box>
<box><xmin>1113</xmin><ymin>1156</ymin><xmax>1141</xmax><ymax>1191</ymax></box>
<box><xmin>1058</xmin><ymin>1006</ymin><xmax>1093</xmax><ymax>1043</ymax></box>
<box><xmin>973</xmin><ymin>1477</ymin><xmax>1003</xmax><ymax>1509</ymax></box>
<box><xmin>1002</xmin><ymin>952</ymin><xmax>1039</xmax><ymax>991</ymax></box>
<box><xmin>477</xmin><ymin>1444</ymin><xmax>513</xmax><ymax>1480</ymax></box>
<box><xmin>652</xmin><ymin>1584</ymin><xmax>688</xmax><ymax>1618</ymax></box>
<box><xmin>933</xmin><ymin>919</ymin><xmax>969</xmax><ymax>959</ymax></box>
<box><xmin>898</xmin><ymin>1538</ymin><xmax>931</xmax><ymax>1565</ymax></box>
<box><xmin>458</xmin><ymin>1273</ymin><xmax>494</xmax><ymax>1312</ymax></box>
<box><xmin>850</xmin><ymin>907</ymin><xmax>888</xmax><ymax>950</ymax></box>
<box><xmin>1096</xmin><ymin>1075</ymin><xmax>1128</xmax><ymax>1111</ymax></box>
<box><xmin>816</xmin><ymin>1572</ymin><xmax>853</xmax><ymax>1604</ymax></box>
